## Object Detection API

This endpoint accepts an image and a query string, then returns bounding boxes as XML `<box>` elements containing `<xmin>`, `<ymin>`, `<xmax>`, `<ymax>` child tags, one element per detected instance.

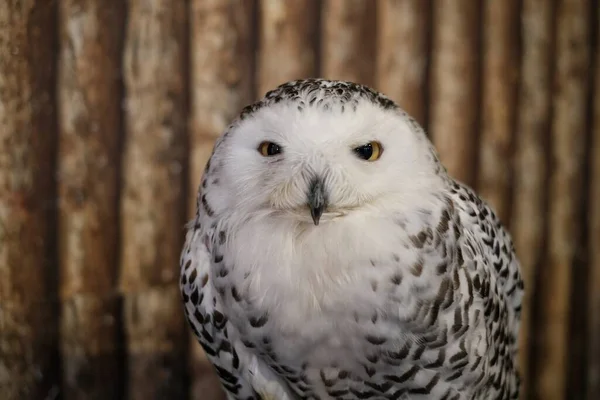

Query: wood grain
<box><xmin>258</xmin><ymin>0</ymin><xmax>318</xmax><ymax>96</ymax></box>
<box><xmin>536</xmin><ymin>0</ymin><xmax>591</xmax><ymax>398</ymax></box>
<box><xmin>428</xmin><ymin>0</ymin><xmax>480</xmax><ymax>186</ymax></box>
<box><xmin>477</xmin><ymin>0</ymin><xmax>519</xmax><ymax>224</ymax></box>
<box><xmin>587</xmin><ymin>3</ymin><xmax>600</xmax><ymax>397</ymax></box>
<box><xmin>0</xmin><ymin>1</ymin><xmax>59</xmax><ymax>398</ymax></box>
<box><xmin>376</xmin><ymin>0</ymin><xmax>429</xmax><ymax>125</ymax></box>
<box><xmin>120</xmin><ymin>0</ymin><xmax>188</xmax><ymax>398</ymax></box>
<box><xmin>321</xmin><ymin>0</ymin><xmax>376</xmax><ymax>87</ymax></box>
<box><xmin>57</xmin><ymin>1</ymin><xmax>124</xmax><ymax>398</ymax></box>
<box><xmin>510</xmin><ymin>1</ymin><xmax>555</xmax><ymax>398</ymax></box>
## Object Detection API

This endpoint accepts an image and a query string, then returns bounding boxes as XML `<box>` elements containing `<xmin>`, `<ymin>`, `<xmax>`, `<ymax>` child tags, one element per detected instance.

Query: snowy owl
<box><xmin>180</xmin><ymin>79</ymin><xmax>524</xmax><ymax>400</ymax></box>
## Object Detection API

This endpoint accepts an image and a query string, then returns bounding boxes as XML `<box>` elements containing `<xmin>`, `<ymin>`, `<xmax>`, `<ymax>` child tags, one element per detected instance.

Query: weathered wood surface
<box><xmin>0</xmin><ymin>1</ymin><xmax>59</xmax><ymax>399</ymax></box>
<box><xmin>188</xmin><ymin>1</ymin><xmax>255</xmax><ymax>399</ymax></box>
<box><xmin>536</xmin><ymin>0</ymin><xmax>591</xmax><ymax>399</ymax></box>
<box><xmin>376</xmin><ymin>0</ymin><xmax>429</xmax><ymax>125</ymax></box>
<box><xmin>120</xmin><ymin>0</ymin><xmax>188</xmax><ymax>398</ymax></box>
<box><xmin>428</xmin><ymin>0</ymin><xmax>480</xmax><ymax>186</ymax></box>
<box><xmin>258</xmin><ymin>0</ymin><xmax>318</xmax><ymax>96</ymax></box>
<box><xmin>477</xmin><ymin>0</ymin><xmax>519</xmax><ymax>224</ymax></box>
<box><xmin>57</xmin><ymin>1</ymin><xmax>124</xmax><ymax>398</ymax></box>
<box><xmin>510</xmin><ymin>1</ymin><xmax>555</xmax><ymax>398</ymax></box>
<box><xmin>587</xmin><ymin>4</ymin><xmax>600</xmax><ymax>397</ymax></box>
<box><xmin>321</xmin><ymin>0</ymin><xmax>376</xmax><ymax>87</ymax></box>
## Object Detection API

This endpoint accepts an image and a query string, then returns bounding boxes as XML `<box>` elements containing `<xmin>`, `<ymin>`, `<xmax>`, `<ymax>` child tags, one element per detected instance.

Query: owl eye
<box><xmin>258</xmin><ymin>141</ymin><xmax>282</xmax><ymax>157</ymax></box>
<box><xmin>353</xmin><ymin>141</ymin><xmax>383</xmax><ymax>161</ymax></box>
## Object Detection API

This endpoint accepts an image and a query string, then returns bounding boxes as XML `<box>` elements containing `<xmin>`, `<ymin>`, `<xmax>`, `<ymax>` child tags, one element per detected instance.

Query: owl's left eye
<box><xmin>258</xmin><ymin>141</ymin><xmax>282</xmax><ymax>157</ymax></box>
<box><xmin>354</xmin><ymin>141</ymin><xmax>383</xmax><ymax>161</ymax></box>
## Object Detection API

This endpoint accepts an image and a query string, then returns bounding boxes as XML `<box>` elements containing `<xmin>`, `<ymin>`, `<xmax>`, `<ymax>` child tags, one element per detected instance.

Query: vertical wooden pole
<box><xmin>120</xmin><ymin>0</ymin><xmax>188</xmax><ymax>398</ymax></box>
<box><xmin>189</xmin><ymin>1</ymin><xmax>255</xmax><ymax>399</ymax></box>
<box><xmin>321</xmin><ymin>0</ymin><xmax>376</xmax><ymax>87</ymax></box>
<box><xmin>428</xmin><ymin>0</ymin><xmax>480</xmax><ymax>186</ymax></box>
<box><xmin>510</xmin><ymin>1</ymin><xmax>555</xmax><ymax>398</ymax></box>
<box><xmin>477</xmin><ymin>0</ymin><xmax>520</xmax><ymax>224</ymax></box>
<box><xmin>536</xmin><ymin>0</ymin><xmax>591</xmax><ymax>399</ymax></box>
<box><xmin>587</xmin><ymin>3</ymin><xmax>600</xmax><ymax>397</ymax></box>
<box><xmin>57</xmin><ymin>1</ymin><xmax>124</xmax><ymax>398</ymax></box>
<box><xmin>0</xmin><ymin>2</ymin><xmax>58</xmax><ymax>399</ymax></box>
<box><xmin>257</xmin><ymin>0</ymin><xmax>319</xmax><ymax>96</ymax></box>
<box><xmin>376</xmin><ymin>0</ymin><xmax>429</xmax><ymax>125</ymax></box>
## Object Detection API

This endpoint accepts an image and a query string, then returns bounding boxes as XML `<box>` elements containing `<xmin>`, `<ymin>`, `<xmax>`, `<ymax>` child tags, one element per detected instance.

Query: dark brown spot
<box><xmin>456</xmin><ymin>246</ymin><xmax>464</xmax><ymax>266</ymax></box>
<box><xmin>430</xmin><ymin>278</ymin><xmax>450</xmax><ymax>326</ymax></box>
<box><xmin>201</xmin><ymin>194</ymin><xmax>214</xmax><ymax>217</ymax></box>
<box><xmin>391</xmin><ymin>273</ymin><xmax>402</xmax><ymax>285</ymax></box>
<box><xmin>320</xmin><ymin>370</ymin><xmax>335</xmax><ymax>387</ymax></box>
<box><xmin>384</xmin><ymin>365</ymin><xmax>418</xmax><ymax>383</ymax></box>
<box><xmin>452</xmin><ymin>267</ymin><xmax>460</xmax><ymax>290</ymax></box>
<box><xmin>387</xmin><ymin>342</ymin><xmax>410</xmax><ymax>360</ymax></box>
<box><xmin>411</xmin><ymin>258</ymin><xmax>424</xmax><ymax>276</ymax></box>
<box><xmin>231</xmin><ymin>286</ymin><xmax>242</xmax><ymax>302</ymax></box>
<box><xmin>437</xmin><ymin>208</ymin><xmax>451</xmax><ymax>234</ymax></box>
<box><xmin>409</xmin><ymin>373</ymin><xmax>440</xmax><ymax>394</ymax></box>
<box><xmin>212</xmin><ymin>310</ymin><xmax>227</xmax><ymax>329</ymax></box>
<box><xmin>452</xmin><ymin>307</ymin><xmax>463</xmax><ymax>333</ymax></box>
<box><xmin>366</xmin><ymin>353</ymin><xmax>378</xmax><ymax>363</ymax></box>
<box><xmin>436</xmin><ymin>261</ymin><xmax>447</xmax><ymax>275</ymax></box>
<box><xmin>189</xmin><ymin>269</ymin><xmax>197</xmax><ymax>283</ymax></box>
<box><xmin>412</xmin><ymin>345</ymin><xmax>426</xmax><ymax>360</ymax></box>
<box><xmin>249</xmin><ymin>313</ymin><xmax>269</xmax><ymax>328</ymax></box>
<box><xmin>366</xmin><ymin>335</ymin><xmax>387</xmax><ymax>345</ymax></box>
<box><xmin>425</xmin><ymin>349</ymin><xmax>446</xmax><ymax>369</ymax></box>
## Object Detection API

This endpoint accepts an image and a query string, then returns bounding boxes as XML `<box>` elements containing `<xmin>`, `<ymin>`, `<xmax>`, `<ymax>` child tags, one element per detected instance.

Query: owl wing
<box><xmin>180</xmin><ymin>221</ymin><xmax>294</xmax><ymax>400</ymax></box>
<box><xmin>451</xmin><ymin>181</ymin><xmax>525</xmax><ymax>379</ymax></box>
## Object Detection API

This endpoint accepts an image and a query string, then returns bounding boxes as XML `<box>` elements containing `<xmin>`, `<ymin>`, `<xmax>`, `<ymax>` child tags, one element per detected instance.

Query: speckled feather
<box><xmin>180</xmin><ymin>79</ymin><xmax>524</xmax><ymax>400</ymax></box>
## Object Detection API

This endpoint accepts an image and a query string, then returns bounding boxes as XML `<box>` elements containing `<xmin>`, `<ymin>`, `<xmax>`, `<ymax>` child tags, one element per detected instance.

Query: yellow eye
<box><xmin>258</xmin><ymin>141</ymin><xmax>282</xmax><ymax>157</ymax></box>
<box><xmin>353</xmin><ymin>141</ymin><xmax>383</xmax><ymax>161</ymax></box>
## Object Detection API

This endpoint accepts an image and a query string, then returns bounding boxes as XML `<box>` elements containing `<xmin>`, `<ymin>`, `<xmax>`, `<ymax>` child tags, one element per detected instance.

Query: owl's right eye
<box><xmin>258</xmin><ymin>141</ymin><xmax>282</xmax><ymax>157</ymax></box>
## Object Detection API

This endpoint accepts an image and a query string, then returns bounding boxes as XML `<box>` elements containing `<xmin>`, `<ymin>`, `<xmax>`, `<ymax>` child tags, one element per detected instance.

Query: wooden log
<box><xmin>428</xmin><ymin>0</ymin><xmax>480</xmax><ymax>186</ymax></box>
<box><xmin>120</xmin><ymin>0</ymin><xmax>188</xmax><ymax>398</ymax></box>
<box><xmin>375</xmin><ymin>0</ymin><xmax>428</xmax><ymax>125</ymax></box>
<box><xmin>321</xmin><ymin>0</ymin><xmax>376</xmax><ymax>87</ymax></box>
<box><xmin>535</xmin><ymin>0</ymin><xmax>591</xmax><ymax>399</ymax></box>
<box><xmin>477</xmin><ymin>0</ymin><xmax>519</xmax><ymax>224</ymax></box>
<box><xmin>258</xmin><ymin>0</ymin><xmax>318</xmax><ymax>96</ymax></box>
<box><xmin>587</xmin><ymin>4</ymin><xmax>600</xmax><ymax>397</ymax></box>
<box><xmin>121</xmin><ymin>287</ymin><xmax>188</xmax><ymax>399</ymax></box>
<box><xmin>0</xmin><ymin>2</ymin><xmax>59</xmax><ymax>399</ymax></box>
<box><xmin>56</xmin><ymin>1</ymin><xmax>124</xmax><ymax>398</ymax></box>
<box><xmin>509</xmin><ymin>1</ymin><xmax>554</xmax><ymax>398</ymax></box>
<box><xmin>188</xmin><ymin>1</ymin><xmax>255</xmax><ymax>398</ymax></box>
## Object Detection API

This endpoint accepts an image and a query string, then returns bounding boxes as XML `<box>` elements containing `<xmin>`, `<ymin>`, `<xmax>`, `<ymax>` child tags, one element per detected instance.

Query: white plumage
<box><xmin>180</xmin><ymin>79</ymin><xmax>524</xmax><ymax>400</ymax></box>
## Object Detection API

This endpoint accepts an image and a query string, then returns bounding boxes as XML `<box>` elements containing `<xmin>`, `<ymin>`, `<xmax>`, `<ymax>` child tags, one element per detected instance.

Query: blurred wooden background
<box><xmin>0</xmin><ymin>0</ymin><xmax>599</xmax><ymax>399</ymax></box>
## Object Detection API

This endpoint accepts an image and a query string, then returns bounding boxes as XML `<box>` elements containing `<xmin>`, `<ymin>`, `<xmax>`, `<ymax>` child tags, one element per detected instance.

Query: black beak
<box><xmin>307</xmin><ymin>177</ymin><xmax>327</xmax><ymax>226</ymax></box>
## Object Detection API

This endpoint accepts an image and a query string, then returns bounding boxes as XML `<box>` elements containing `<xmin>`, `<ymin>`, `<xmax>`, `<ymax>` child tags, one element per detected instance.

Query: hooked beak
<box><xmin>307</xmin><ymin>177</ymin><xmax>328</xmax><ymax>226</ymax></box>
